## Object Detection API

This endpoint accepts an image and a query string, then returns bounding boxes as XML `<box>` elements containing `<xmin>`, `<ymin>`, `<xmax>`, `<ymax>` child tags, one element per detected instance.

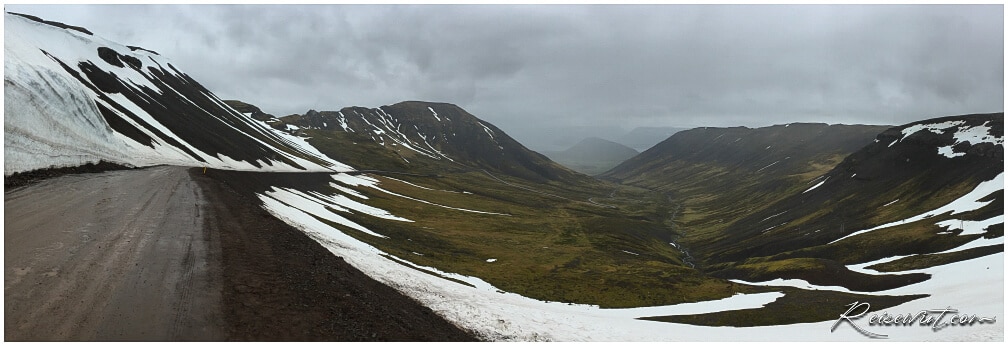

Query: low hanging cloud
<box><xmin>6</xmin><ymin>4</ymin><xmax>1003</xmax><ymax>139</ymax></box>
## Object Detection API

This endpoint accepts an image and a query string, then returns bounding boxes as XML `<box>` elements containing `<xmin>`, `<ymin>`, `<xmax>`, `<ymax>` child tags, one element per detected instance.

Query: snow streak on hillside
<box><xmin>336</xmin><ymin>108</ymin><xmax>456</xmax><ymax>161</ymax></box>
<box><xmin>4</xmin><ymin>13</ymin><xmax>351</xmax><ymax>175</ymax></box>
<box><xmin>831</xmin><ymin>172</ymin><xmax>1004</xmax><ymax>244</ymax></box>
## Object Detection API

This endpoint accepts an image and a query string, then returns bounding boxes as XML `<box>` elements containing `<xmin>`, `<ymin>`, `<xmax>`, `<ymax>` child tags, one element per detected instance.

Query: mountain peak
<box><xmin>543</xmin><ymin>137</ymin><xmax>638</xmax><ymax>176</ymax></box>
<box><xmin>8</xmin><ymin>12</ymin><xmax>93</xmax><ymax>35</ymax></box>
<box><xmin>276</xmin><ymin>101</ymin><xmax>588</xmax><ymax>183</ymax></box>
<box><xmin>390</xmin><ymin>100</ymin><xmax>461</xmax><ymax>108</ymax></box>
<box><xmin>566</xmin><ymin>137</ymin><xmax>638</xmax><ymax>157</ymax></box>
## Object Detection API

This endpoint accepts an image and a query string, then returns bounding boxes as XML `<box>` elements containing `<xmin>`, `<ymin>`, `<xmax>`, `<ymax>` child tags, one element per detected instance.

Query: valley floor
<box><xmin>3</xmin><ymin>166</ymin><xmax>473</xmax><ymax>341</ymax></box>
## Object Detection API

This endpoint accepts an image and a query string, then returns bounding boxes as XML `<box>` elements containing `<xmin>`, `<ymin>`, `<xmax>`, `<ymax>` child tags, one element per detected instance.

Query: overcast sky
<box><xmin>5</xmin><ymin>4</ymin><xmax>1004</xmax><ymax>145</ymax></box>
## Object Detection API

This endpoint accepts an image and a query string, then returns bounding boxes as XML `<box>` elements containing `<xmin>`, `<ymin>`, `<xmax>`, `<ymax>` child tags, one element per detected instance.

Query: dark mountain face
<box><xmin>599</xmin><ymin>122</ymin><xmax>890</xmax><ymax>265</ymax></box>
<box><xmin>65</xmin><ymin>51</ymin><xmax>326</xmax><ymax>168</ymax></box>
<box><xmin>705</xmin><ymin>113</ymin><xmax>1004</xmax><ymax>263</ymax></box>
<box><xmin>543</xmin><ymin>137</ymin><xmax>638</xmax><ymax>176</ymax></box>
<box><xmin>601</xmin><ymin>114</ymin><xmax>1002</xmax><ymax>294</ymax></box>
<box><xmin>603</xmin><ymin>123</ymin><xmax>890</xmax><ymax>194</ymax></box>
<box><xmin>223</xmin><ymin>100</ymin><xmax>277</xmax><ymax>122</ymax></box>
<box><xmin>277</xmin><ymin>101</ymin><xmax>589</xmax><ymax>183</ymax></box>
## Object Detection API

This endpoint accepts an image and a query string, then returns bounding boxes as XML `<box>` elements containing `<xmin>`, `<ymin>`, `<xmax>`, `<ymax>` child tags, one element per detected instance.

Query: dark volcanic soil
<box><xmin>191</xmin><ymin>167</ymin><xmax>476</xmax><ymax>341</ymax></box>
<box><xmin>4</xmin><ymin>160</ymin><xmax>135</xmax><ymax>189</ymax></box>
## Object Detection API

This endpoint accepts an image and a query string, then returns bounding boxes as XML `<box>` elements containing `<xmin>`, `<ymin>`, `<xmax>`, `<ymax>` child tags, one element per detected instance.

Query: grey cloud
<box><xmin>5</xmin><ymin>4</ymin><xmax>1003</xmax><ymax>146</ymax></box>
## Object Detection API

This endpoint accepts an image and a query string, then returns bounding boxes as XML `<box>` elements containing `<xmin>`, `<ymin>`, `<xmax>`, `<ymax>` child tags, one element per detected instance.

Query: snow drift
<box><xmin>4</xmin><ymin>12</ymin><xmax>351</xmax><ymax>175</ymax></box>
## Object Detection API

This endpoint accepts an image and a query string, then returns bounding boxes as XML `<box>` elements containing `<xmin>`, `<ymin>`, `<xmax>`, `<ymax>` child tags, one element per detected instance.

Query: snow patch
<box><xmin>260</xmin><ymin>190</ymin><xmax>387</xmax><ymax>238</ymax></box>
<box><xmin>802</xmin><ymin>178</ymin><xmax>827</xmax><ymax>194</ymax></box>
<box><xmin>900</xmin><ymin>120</ymin><xmax>965</xmax><ymax>142</ymax></box>
<box><xmin>260</xmin><ymin>182</ymin><xmax>413</xmax><ymax>238</ymax></box>
<box><xmin>933</xmin><ymin>234</ymin><xmax>1003</xmax><ymax>254</ymax></box>
<box><xmin>830</xmin><ymin>172</ymin><xmax>1004</xmax><ymax>244</ymax></box>
<box><xmin>898</xmin><ymin>120</ymin><xmax>1002</xmax><ymax>158</ymax></box>
<box><xmin>761</xmin><ymin>210</ymin><xmax>787</xmax><ymax>222</ymax></box>
<box><xmin>478</xmin><ymin>121</ymin><xmax>496</xmax><ymax>141</ymax></box>
<box><xmin>332</xmin><ymin>173</ymin><xmax>509</xmax><ymax>216</ymax></box>
<box><xmin>730</xmin><ymin>278</ymin><xmax>858</xmax><ymax>294</ymax></box>
<box><xmin>937</xmin><ymin>145</ymin><xmax>966</xmax><ymax>158</ymax></box>
<box><xmin>756</xmin><ymin>160</ymin><xmax>779</xmax><ymax>173</ymax></box>
<box><xmin>935</xmin><ymin>215</ymin><xmax>1004</xmax><ymax>236</ymax></box>
<box><xmin>429</xmin><ymin>106</ymin><xmax>441</xmax><ymax>121</ymax></box>
<box><xmin>383</xmin><ymin>176</ymin><xmax>435</xmax><ymax>190</ymax></box>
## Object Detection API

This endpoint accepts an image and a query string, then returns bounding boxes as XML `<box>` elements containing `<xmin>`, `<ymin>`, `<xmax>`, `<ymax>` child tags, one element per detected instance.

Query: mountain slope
<box><xmin>615</xmin><ymin>126</ymin><xmax>688</xmax><ymax>152</ymax></box>
<box><xmin>4</xmin><ymin>12</ymin><xmax>348</xmax><ymax>175</ymax></box>
<box><xmin>602</xmin><ymin>123</ymin><xmax>889</xmax><ymax>223</ymax></box>
<box><xmin>604</xmin><ymin>114</ymin><xmax>1003</xmax><ymax>295</ymax></box>
<box><xmin>273</xmin><ymin>101</ymin><xmax>589</xmax><ymax>184</ymax></box>
<box><xmin>704</xmin><ymin>113</ymin><xmax>1004</xmax><ymax>264</ymax></box>
<box><xmin>605</xmin><ymin>123</ymin><xmax>889</xmax><ymax>184</ymax></box>
<box><xmin>543</xmin><ymin>137</ymin><xmax>638</xmax><ymax>176</ymax></box>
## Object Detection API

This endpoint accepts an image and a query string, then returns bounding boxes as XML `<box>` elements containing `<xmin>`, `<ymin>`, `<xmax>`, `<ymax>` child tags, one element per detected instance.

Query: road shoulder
<box><xmin>191</xmin><ymin>167</ymin><xmax>476</xmax><ymax>341</ymax></box>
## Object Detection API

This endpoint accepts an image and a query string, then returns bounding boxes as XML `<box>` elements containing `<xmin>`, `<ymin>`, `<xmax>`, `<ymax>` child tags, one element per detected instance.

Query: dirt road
<box><xmin>5</xmin><ymin>165</ymin><xmax>475</xmax><ymax>341</ymax></box>
<box><xmin>4</xmin><ymin>166</ymin><xmax>223</xmax><ymax>341</ymax></box>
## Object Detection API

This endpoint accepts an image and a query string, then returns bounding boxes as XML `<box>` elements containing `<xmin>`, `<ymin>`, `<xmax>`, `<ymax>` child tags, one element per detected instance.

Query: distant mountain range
<box><xmin>542</xmin><ymin>137</ymin><xmax>638</xmax><ymax>176</ymax></box>
<box><xmin>616</xmin><ymin>127</ymin><xmax>688</xmax><ymax>151</ymax></box>
<box><xmin>512</xmin><ymin>125</ymin><xmax>687</xmax><ymax>153</ymax></box>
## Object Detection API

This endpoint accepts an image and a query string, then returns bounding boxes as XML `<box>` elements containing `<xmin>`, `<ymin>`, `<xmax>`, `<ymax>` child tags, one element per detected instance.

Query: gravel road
<box><xmin>4</xmin><ymin>165</ymin><xmax>475</xmax><ymax>341</ymax></box>
<box><xmin>4</xmin><ymin>166</ymin><xmax>223</xmax><ymax>341</ymax></box>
